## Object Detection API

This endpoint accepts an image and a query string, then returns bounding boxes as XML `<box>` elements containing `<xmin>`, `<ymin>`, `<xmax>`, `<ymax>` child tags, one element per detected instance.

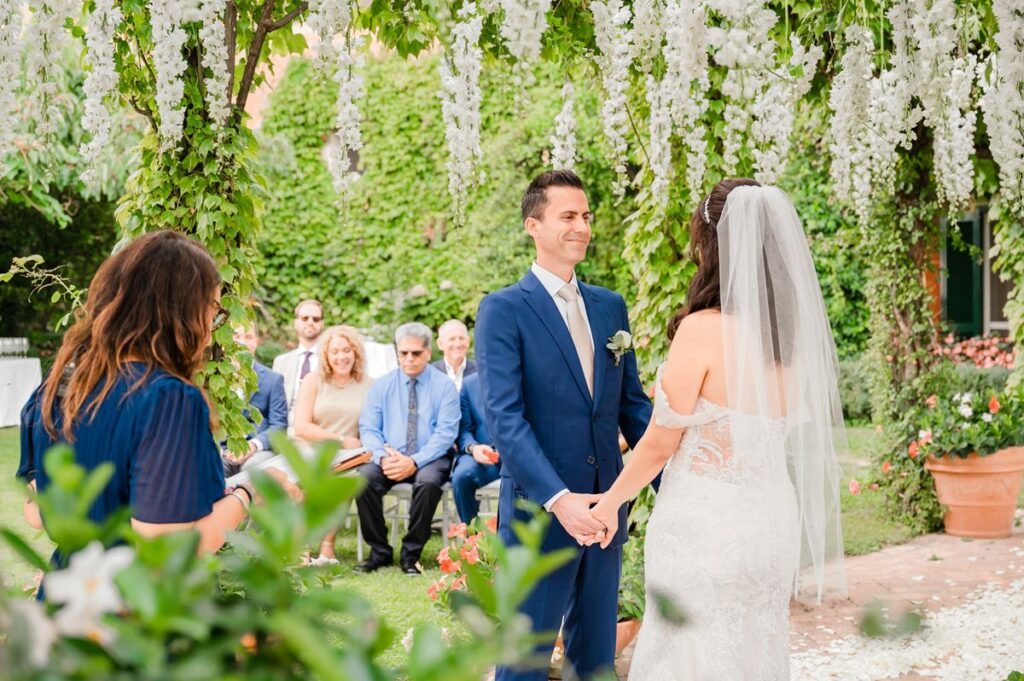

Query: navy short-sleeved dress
<box><xmin>17</xmin><ymin>362</ymin><xmax>226</xmax><ymax>566</ymax></box>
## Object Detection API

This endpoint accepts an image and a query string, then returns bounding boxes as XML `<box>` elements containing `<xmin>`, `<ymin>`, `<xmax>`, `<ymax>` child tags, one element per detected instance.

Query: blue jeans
<box><xmin>450</xmin><ymin>454</ymin><xmax>501</xmax><ymax>523</ymax></box>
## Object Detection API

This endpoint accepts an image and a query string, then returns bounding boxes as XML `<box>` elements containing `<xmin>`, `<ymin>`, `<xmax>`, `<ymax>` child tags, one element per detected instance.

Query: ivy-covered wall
<box><xmin>255</xmin><ymin>57</ymin><xmax>635</xmax><ymax>344</ymax></box>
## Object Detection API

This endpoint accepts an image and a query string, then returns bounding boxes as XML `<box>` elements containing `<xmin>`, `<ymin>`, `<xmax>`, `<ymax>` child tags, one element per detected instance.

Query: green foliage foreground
<box><xmin>0</xmin><ymin>438</ymin><xmax>573</xmax><ymax>680</ymax></box>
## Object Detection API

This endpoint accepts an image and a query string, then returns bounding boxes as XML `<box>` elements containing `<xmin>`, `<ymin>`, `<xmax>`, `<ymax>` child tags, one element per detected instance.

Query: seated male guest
<box><xmin>432</xmin><ymin>319</ymin><xmax>476</xmax><ymax>390</ymax></box>
<box><xmin>356</xmin><ymin>322</ymin><xmax>461</xmax><ymax>575</ymax></box>
<box><xmin>223</xmin><ymin>323</ymin><xmax>288</xmax><ymax>476</ymax></box>
<box><xmin>451</xmin><ymin>372</ymin><xmax>501</xmax><ymax>523</ymax></box>
<box><xmin>272</xmin><ymin>299</ymin><xmax>324</xmax><ymax>419</ymax></box>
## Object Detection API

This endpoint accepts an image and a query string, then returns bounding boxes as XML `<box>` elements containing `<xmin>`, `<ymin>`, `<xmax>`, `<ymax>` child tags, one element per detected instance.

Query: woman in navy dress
<box><xmin>17</xmin><ymin>230</ymin><xmax>287</xmax><ymax>565</ymax></box>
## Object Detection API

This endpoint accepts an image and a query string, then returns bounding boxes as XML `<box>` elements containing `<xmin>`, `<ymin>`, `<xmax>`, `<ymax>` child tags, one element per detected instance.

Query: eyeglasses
<box><xmin>398</xmin><ymin>349</ymin><xmax>427</xmax><ymax>358</ymax></box>
<box><xmin>297</xmin><ymin>315</ymin><xmax>323</xmax><ymax>323</ymax></box>
<box><xmin>212</xmin><ymin>305</ymin><xmax>230</xmax><ymax>331</ymax></box>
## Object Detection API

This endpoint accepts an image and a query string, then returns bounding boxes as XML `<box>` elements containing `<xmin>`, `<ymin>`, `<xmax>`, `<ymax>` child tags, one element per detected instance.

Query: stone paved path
<box><xmin>614</xmin><ymin>517</ymin><xmax>1024</xmax><ymax>680</ymax></box>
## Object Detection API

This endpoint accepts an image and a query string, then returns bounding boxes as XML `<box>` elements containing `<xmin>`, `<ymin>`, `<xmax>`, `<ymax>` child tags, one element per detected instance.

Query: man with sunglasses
<box><xmin>355</xmin><ymin>322</ymin><xmax>461</xmax><ymax>575</ymax></box>
<box><xmin>271</xmin><ymin>299</ymin><xmax>325</xmax><ymax>419</ymax></box>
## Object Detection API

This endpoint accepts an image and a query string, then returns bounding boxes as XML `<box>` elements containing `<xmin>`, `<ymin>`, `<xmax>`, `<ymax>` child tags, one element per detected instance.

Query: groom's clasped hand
<box><xmin>551</xmin><ymin>492</ymin><xmax>619</xmax><ymax>548</ymax></box>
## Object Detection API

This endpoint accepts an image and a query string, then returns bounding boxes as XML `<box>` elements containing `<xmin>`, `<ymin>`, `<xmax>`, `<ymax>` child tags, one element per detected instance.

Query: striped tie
<box><xmin>405</xmin><ymin>377</ymin><xmax>418</xmax><ymax>455</ymax></box>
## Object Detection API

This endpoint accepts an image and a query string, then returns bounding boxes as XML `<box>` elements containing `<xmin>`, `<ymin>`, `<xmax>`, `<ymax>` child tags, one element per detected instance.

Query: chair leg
<box><xmin>356</xmin><ymin>514</ymin><xmax>364</xmax><ymax>563</ymax></box>
<box><xmin>442</xmin><ymin>491</ymin><xmax>450</xmax><ymax>549</ymax></box>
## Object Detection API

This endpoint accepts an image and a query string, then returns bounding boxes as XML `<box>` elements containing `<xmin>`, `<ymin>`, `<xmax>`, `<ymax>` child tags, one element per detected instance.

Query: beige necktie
<box><xmin>556</xmin><ymin>283</ymin><xmax>594</xmax><ymax>395</ymax></box>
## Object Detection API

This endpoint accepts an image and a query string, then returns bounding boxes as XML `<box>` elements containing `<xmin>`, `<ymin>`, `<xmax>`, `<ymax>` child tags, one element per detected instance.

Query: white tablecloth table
<box><xmin>0</xmin><ymin>358</ymin><xmax>42</xmax><ymax>427</ymax></box>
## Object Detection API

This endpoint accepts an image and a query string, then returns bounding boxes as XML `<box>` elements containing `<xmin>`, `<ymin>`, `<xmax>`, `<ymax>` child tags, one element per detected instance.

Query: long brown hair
<box><xmin>42</xmin><ymin>231</ymin><xmax>222</xmax><ymax>439</ymax></box>
<box><xmin>319</xmin><ymin>325</ymin><xmax>368</xmax><ymax>383</ymax></box>
<box><xmin>668</xmin><ymin>177</ymin><xmax>761</xmax><ymax>340</ymax></box>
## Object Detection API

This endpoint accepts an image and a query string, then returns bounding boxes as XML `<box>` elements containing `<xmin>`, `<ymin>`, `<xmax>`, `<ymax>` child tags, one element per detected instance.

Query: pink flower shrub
<box><xmin>934</xmin><ymin>334</ymin><xmax>1017</xmax><ymax>369</ymax></box>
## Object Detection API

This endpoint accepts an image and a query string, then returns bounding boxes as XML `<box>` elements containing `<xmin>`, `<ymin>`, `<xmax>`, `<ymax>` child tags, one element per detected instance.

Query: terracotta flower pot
<box><xmin>925</xmin><ymin>446</ymin><xmax>1024</xmax><ymax>538</ymax></box>
<box><xmin>615</xmin><ymin>619</ymin><xmax>641</xmax><ymax>656</ymax></box>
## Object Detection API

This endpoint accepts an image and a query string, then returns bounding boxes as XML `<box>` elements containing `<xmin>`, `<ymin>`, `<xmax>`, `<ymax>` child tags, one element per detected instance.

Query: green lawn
<box><xmin>838</xmin><ymin>426</ymin><xmax>917</xmax><ymax>555</ymax></box>
<box><xmin>0</xmin><ymin>424</ymin><xmax>918</xmax><ymax>664</ymax></box>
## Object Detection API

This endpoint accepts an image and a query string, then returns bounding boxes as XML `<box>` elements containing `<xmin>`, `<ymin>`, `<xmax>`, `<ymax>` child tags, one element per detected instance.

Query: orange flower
<box><xmin>485</xmin><ymin>516</ymin><xmax>498</xmax><ymax>533</ymax></box>
<box><xmin>908</xmin><ymin>441</ymin><xmax>919</xmax><ymax>459</ymax></box>
<box><xmin>240</xmin><ymin>633</ymin><xmax>257</xmax><ymax>652</ymax></box>
<box><xmin>428</xmin><ymin>578</ymin><xmax>446</xmax><ymax>601</ymax></box>
<box><xmin>452</xmin><ymin>575</ymin><xmax>467</xmax><ymax>591</ymax></box>
<box><xmin>448</xmin><ymin>523</ymin><xmax>467</xmax><ymax>540</ymax></box>
<box><xmin>925</xmin><ymin>395</ymin><xmax>937</xmax><ymax>409</ymax></box>
<box><xmin>848</xmin><ymin>480</ymin><xmax>861</xmax><ymax>496</ymax></box>
<box><xmin>989</xmin><ymin>395</ymin><xmax>1001</xmax><ymax>414</ymax></box>
<box><xmin>882</xmin><ymin>461</ymin><xmax>891</xmax><ymax>474</ymax></box>
<box><xmin>438</xmin><ymin>546</ymin><xmax>461</xmax><ymax>574</ymax></box>
<box><xmin>460</xmin><ymin>544</ymin><xmax>479</xmax><ymax>565</ymax></box>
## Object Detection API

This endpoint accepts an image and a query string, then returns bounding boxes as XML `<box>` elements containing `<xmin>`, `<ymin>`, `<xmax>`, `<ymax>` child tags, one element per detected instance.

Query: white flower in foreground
<box><xmin>982</xmin><ymin>412</ymin><xmax>994</xmax><ymax>423</ymax></box>
<box><xmin>958</xmin><ymin>404</ymin><xmax>974</xmax><ymax>418</ymax></box>
<box><xmin>5</xmin><ymin>599</ymin><xmax>57</xmax><ymax>668</ymax></box>
<box><xmin>401</xmin><ymin>626</ymin><xmax>414</xmax><ymax>652</ymax></box>
<box><xmin>980</xmin><ymin>0</ymin><xmax>1024</xmax><ymax>211</ymax></box>
<box><xmin>44</xmin><ymin>541</ymin><xmax>134</xmax><ymax>644</ymax></box>
<box><xmin>409</xmin><ymin>284</ymin><xmax>429</xmax><ymax>298</ymax></box>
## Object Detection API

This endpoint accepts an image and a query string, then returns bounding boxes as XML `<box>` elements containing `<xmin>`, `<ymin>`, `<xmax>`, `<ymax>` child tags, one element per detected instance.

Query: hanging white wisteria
<box><xmin>662</xmin><ymin>0</ymin><xmax>710</xmax><ymax>199</ymax></box>
<box><xmin>79</xmin><ymin>0</ymin><xmax>123</xmax><ymax>185</ymax></box>
<box><xmin>0</xmin><ymin>0</ymin><xmax>20</xmax><ymax>173</ymax></box>
<box><xmin>706</xmin><ymin>0</ymin><xmax>776</xmax><ymax>176</ymax></box>
<box><xmin>326</xmin><ymin>36</ymin><xmax>365</xmax><ymax>195</ymax></box>
<box><xmin>306</xmin><ymin>0</ymin><xmax>350</xmax><ymax>68</ymax></box>
<box><xmin>198</xmin><ymin>0</ymin><xmax>231</xmax><ymax>129</ymax></box>
<box><xmin>306</xmin><ymin>0</ymin><xmax>364</xmax><ymax>195</ymax></box>
<box><xmin>980</xmin><ymin>0</ymin><xmax>1024</xmax><ymax>210</ymax></box>
<box><xmin>828</xmin><ymin>26</ymin><xmax>879</xmax><ymax>226</ymax></box>
<box><xmin>591</xmin><ymin>0</ymin><xmax>635</xmax><ymax>198</ymax></box>
<box><xmin>497</xmin><ymin>0</ymin><xmax>551</xmax><ymax>84</ymax></box>
<box><xmin>149</xmin><ymin>0</ymin><xmax>189</xmax><ymax>150</ymax></box>
<box><xmin>750</xmin><ymin>35</ymin><xmax>822</xmax><ymax>185</ymax></box>
<box><xmin>439</xmin><ymin>2</ymin><xmax>484</xmax><ymax>218</ymax></box>
<box><xmin>549</xmin><ymin>82</ymin><xmax>576</xmax><ymax>170</ymax></box>
<box><xmin>910</xmin><ymin>0</ymin><xmax>977</xmax><ymax>210</ymax></box>
<box><xmin>26</xmin><ymin>0</ymin><xmax>73</xmax><ymax>136</ymax></box>
<box><xmin>632</xmin><ymin>0</ymin><xmax>663</xmax><ymax>74</ymax></box>
<box><xmin>645</xmin><ymin>75</ymin><xmax>673</xmax><ymax>212</ymax></box>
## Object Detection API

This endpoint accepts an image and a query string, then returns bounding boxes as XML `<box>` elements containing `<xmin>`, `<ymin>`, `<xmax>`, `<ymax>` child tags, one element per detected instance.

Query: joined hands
<box><xmin>551</xmin><ymin>493</ymin><xmax>620</xmax><ymax>549</ymax></box>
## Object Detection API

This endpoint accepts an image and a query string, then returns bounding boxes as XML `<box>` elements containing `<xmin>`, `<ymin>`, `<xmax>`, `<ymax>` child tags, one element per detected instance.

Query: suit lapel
<box><xmin>580</xmin><ymin>283</ymin><xmax>608</xmax><ymax>410</ymax></box>
<box><xmin>520</xmin><ymin>272</ymin><xmax>593</xmax><ymax>404</ymax></box>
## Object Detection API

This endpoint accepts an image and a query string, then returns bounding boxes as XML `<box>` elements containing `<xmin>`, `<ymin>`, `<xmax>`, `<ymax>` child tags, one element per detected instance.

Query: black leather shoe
<box><xmin>400</xmin><ymin>561</ymin><xmax>422</xmax><ymax>576</ymax></box>
<box><xmin>353</xmin><ymin>556</ymin><xmax>392</xmax><ymax>573</ymax></box>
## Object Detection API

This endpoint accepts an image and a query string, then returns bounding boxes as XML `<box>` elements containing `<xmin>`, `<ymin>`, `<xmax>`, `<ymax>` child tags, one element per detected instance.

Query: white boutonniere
<box><xmin>606</xmin><ymin>330</ymin><xmax>633</xmax><ymax>366</ymax></box>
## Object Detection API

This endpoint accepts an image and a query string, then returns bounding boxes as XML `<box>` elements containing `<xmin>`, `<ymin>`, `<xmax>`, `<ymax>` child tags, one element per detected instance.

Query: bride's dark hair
<box><xmin>668</xmin><ymin>177</ymin><xmax>760</xmax><ymax>340</ymax></box>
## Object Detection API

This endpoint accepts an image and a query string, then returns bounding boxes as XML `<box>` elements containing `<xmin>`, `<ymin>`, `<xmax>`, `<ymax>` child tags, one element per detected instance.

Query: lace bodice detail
<box><xmin>653</xmin><ymin>363</ymin><xmax>788</xmax><ymax>488</ymax></box>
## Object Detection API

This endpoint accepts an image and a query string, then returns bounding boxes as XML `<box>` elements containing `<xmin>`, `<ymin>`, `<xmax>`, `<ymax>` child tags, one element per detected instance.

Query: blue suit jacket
<box><xmin>476</xmin><ymin>270</ymin><xmax>652</xmax><ymax>549</ymax></box>
<box><xmin>247</xmin><ymin>362</ymin><xmax>288</xmax><ymax>451</ymax></box>
<box><xmin>458</xmin><ymin>373</ymin><xmax>493</xmax><ymax>455</ymax></box>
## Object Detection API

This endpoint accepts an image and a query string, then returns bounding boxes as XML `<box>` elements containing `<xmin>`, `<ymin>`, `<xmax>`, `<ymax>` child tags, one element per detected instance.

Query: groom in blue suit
<box><xmin>476</xmin><ymin>170</ymin><xmax>652</xmax><ymax>680</ymax></box>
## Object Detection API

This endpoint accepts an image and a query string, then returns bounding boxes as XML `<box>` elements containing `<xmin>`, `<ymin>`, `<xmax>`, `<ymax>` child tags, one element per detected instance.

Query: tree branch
<box><xmin>268</xmin><ymin>2</ymin><xmax>308</xmax><ymax>32</ymax></box>
<box><xmin>130</xmin><ymin>95</ymin><xmax>158</xmax><ymax>133</ymax></box>
<box><xmin>225</xmin><ymin>0</ymin><xmax>238</xmax><ymax>102</ymax></box>
<box><xmin>235</xmin><ymin>0</ymin><xmax>276</xmax><ymax>112</ymax></box>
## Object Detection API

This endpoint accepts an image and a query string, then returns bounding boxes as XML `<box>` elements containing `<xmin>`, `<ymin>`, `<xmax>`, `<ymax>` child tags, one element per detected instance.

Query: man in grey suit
<box><xmin>431</xmin><ymin>319</ymin><xmax>476</xmax><ymax>390</ymax></box>
<box><xmin>272</xmin><ymin>299</ymin><xmax>324</xmax><ymax>418</ymax></box>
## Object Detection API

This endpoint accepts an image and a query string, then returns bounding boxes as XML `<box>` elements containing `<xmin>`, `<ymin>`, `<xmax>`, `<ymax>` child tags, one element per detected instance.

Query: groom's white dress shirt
<box><xmin>530</xmin><ymin>261</ymin><xmax>595</xmax><ymax>511</ymax></box>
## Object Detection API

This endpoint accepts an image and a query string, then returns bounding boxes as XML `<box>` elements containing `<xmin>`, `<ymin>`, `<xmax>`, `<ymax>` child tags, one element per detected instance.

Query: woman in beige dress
<box><xmin>293</xmin><ymin>324</ymin><xmax>374</xmax><ymax>562</ymax></box>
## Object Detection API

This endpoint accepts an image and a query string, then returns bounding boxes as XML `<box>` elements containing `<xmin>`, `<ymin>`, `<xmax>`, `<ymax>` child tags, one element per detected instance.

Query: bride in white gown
<box><xmin>590</xmin><ymin>180</ymin><xmax>848</xmax><ymax>680</ymax></box>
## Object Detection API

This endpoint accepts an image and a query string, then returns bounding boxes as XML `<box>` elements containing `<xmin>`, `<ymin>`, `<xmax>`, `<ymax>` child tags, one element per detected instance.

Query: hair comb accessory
<box><xmin>702</xmin><ymin>197</ymin><xmax>711</xmax><ymax>225</ymax></box>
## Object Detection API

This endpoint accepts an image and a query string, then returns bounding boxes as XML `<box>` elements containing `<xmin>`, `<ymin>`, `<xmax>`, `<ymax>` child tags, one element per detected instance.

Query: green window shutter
<box><xmin>943</xmin><ymin>212</ymin><xmax>982</xmax><ymax>336</ymax></box>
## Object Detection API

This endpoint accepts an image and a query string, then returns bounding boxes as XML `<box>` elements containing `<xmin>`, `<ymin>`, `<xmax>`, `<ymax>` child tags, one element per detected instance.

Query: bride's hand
<box><xmin>589</xmin><ymin>500</ymin><xmax>619</xmax><ymax>550</ymax></box>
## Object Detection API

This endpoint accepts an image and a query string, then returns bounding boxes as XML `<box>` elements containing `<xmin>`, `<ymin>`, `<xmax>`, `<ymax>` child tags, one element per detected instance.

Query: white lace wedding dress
<box><xmin>628</xmin><ymin>365</ymin><xmax>800</xmax><ymax>681</ymax></box>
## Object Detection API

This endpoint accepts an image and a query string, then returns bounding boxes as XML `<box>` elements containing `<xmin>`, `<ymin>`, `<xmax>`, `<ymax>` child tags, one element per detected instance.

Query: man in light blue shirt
<box><xmin>355</xmin><ymin>322</ymin><xmax>461</xmax><ymax>575</ymax></box>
